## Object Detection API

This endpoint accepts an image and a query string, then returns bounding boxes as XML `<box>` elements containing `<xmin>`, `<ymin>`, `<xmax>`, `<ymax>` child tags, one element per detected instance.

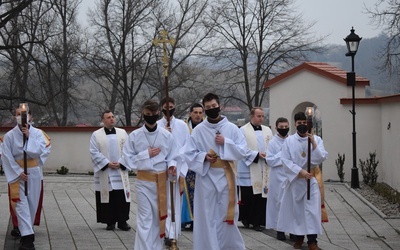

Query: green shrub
<box><xmin>128</xmin><ymin>170</ymin><xmax>136</xmax><ymax>176</ymax></box>
<box><xmin>359</xmin><ymin>151</ymin><xmax>379</xmax><ymax>187</ymax></box>
<box><xmin>88</xmin><ymin>171</ymin><xmax>94</xmax><ymax>175</ymax></box>
<box><xmin>56</xmin><ymin>166</ymin><xmax>69</xmax><ymax>175</ymax></box>
<box><xmin>335</xmin><ymin>153</ymin><xmax>345</xmax><ymax>183</ymax></box>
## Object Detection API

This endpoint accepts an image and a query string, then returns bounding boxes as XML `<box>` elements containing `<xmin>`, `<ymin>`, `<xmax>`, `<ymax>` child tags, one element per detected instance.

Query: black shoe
<box><xmin>106</xmin><ymin>223</ymin><xmax>115</xmax><ymax>230</ymax></box>
<box><xmin>242</xmin><ymin>219</ymin><xmax>250</xmax><ymax>228</ymax></box>
<box><xmin>117</xmin><ymin>222</ymin><xmax>131</xmax><ymax>231</ymax></box>
<box><xmin>164</xmin><ymin>238</ymin><xmax>172</xmax><ymax>247</ymax></box>
<box><xmin>277</xmin><ymin>231</ymin><xmax>286</xmax><ymax>241</ymax></box>
<box><xmin>11</xmin><ymin>227</ymin><xmax>21</xmax><ymax>237</ymax></box>
<box><xmin>254</xmin><ymin>225</ymin><xmax>263</xmax><ymax>232</ymax></box>
<box><xmin>19</xmin><ymin>234</ymin><xmax>35</xmax><ymax>250</ymax></box>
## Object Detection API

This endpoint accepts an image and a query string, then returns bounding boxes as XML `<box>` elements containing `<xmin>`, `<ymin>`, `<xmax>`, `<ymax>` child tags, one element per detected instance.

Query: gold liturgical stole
<box><xmin>209</xmin><ymin>149</ymin><xmax>236</xmax><ymax>224</ymax></box>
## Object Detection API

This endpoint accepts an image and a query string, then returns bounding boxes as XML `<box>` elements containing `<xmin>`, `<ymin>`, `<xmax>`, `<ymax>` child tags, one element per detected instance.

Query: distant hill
<box><xmin>307</xmin><ymin>33</ymin><xmax>400</xmax><ymax>96</ymax></box>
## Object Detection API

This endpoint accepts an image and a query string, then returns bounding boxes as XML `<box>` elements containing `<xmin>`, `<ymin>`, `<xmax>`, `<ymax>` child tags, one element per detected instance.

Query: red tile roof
<box><xmin>264</xmin><ymin>62</ymin><xmax>370</xmax><ymax>88</ymax></box>
<box><xmin>340</xmin><ymin>93</ymin><xmax>400</xmax><ymax>104</ymax></box>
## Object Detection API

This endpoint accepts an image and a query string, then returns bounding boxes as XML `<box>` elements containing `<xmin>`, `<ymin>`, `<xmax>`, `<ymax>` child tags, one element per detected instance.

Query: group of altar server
<box><xmin>1</xmin><ymin>92</ymin><xmax>328</xmax><ymax>250</ymax></box>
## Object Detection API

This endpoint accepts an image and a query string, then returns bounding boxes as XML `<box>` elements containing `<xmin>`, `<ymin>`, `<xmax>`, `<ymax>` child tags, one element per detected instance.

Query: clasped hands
<box><xmin>108</xmin><ymin>162</ymin><xmax>121</xmax><ymax>169</ymax></box>
<box><xmin>298</xmin><ymin>169</ymin><xmax>314</xmax><ymax>180</ymax></box>
<box><xmin>205</xmin><ymin>153</ymin><xmax>218</xmax><ymax>164</ymax></box>
<box><xmin>20</xmin><ymin>123</ymin><xmax>29</xmax><ymax>138</ymax></box>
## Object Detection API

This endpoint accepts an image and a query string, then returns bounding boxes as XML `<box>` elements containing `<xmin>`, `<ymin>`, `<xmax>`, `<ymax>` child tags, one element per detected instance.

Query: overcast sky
<box><xmin>78</xmin><ymin>0</ymin><xmax>383</xmax><ymax>45</ymax></box>
<box><xmin>297</xmin><ymin>0</ymin><xmax>383</xmax><ymax>45</ymax></box>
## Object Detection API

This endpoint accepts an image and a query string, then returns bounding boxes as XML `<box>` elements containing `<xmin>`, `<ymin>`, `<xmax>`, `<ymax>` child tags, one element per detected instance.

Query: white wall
<box><xmin>44</xmin><ymin>131</ymin><xmax>93</xmax><ymax>173</ymax></box>
<box><xmin>268</xmin><ymin>70</ymin><xmax>389</xmax><ymax>186</ymax></box>
<box><xmin>380</xmin><ymin>103</ymin><xmax>400</xmax><ymax>190</ymax></box>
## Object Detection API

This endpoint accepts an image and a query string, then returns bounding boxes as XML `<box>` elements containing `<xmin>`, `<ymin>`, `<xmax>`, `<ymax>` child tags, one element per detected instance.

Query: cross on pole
<box><xmin>153</xmin><ymin>30</ymin><xmax>179</xmax><ymax>249</ymax></box>
<box><xmin>153</xmin><ymin>30</ymin><xmax>175</xmax><ymax>77</ymax></box>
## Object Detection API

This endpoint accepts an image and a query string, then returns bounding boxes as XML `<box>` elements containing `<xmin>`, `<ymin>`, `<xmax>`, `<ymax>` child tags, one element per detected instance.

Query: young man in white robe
<box><xmin>6</xmin><ymin>112</ymin><xmax>51</xmax><ymax>238</ymax></box>
<box><xmin>277</xmin><ymin>112</ymin><xmax>328</xmax><ymax>250</ymax></box>
<box><xmin>157</xmin><ymin>97</ymin><xmax>190</xmax><ymax>245</ymax></box>
<box><xmin>266</xmin><ymin>117</ymin><xmax>290</xmax><ymax>240</ymax></box>
<box><xmin>183</xmin><ymin>93</ymin><xmax>247</xmax><ymax>250</ymax></box>
<box><xmin>120</xmin><ymin>99</ymin><xmax>179</xmax><ymax>250</ymax></box>
<box><xmin>2</xmin><ymin>106</ymin><xmax>51</xmax><ymax>250</ymax></box>
<box><xmin>237</xmin><ymin>107</ymin><xmax>272</xmax><ymax>232</ymax></box>
<box><xmin>89</xmin><ymin>110</ymin><xmax>131</xmax><ymax>231</ymax></box>
<box><xmin>181</xmin><ymin>103</ymin><xmax>204</xmax><ymax>231</ymax></box>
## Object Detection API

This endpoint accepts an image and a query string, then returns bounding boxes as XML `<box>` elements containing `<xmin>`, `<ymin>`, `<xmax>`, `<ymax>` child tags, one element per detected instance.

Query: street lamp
<box><xmin>344</xmin><ymin>27</ymin><xmax>362</xmax><ymax>189</ymax></box>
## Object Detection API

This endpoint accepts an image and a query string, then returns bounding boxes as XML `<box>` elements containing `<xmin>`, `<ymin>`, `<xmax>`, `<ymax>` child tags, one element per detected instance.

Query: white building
<box><xmin>264</xmin><ymin>62</ymin><xmax>400</xmax><ymax>190</ymax></box>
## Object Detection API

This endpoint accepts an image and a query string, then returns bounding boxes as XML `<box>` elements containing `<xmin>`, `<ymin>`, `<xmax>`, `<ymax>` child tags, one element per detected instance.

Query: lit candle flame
<box><xmin>305</xmin><ymin>107</ymin><xmax>314</xmax><ymax>117</ymax></box>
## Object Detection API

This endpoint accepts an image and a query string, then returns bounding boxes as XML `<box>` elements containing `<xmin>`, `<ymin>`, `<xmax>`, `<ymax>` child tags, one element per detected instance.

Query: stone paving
<box><xmin>1</xmin><ymin>175</ymin><xmax>399</xmax><ymax>249</ymax></box>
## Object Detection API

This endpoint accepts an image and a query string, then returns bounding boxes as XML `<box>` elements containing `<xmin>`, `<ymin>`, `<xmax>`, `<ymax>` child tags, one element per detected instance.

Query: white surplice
<box><xmin>90</xmin><ymin>127</ymin><xmax>130</xmax><ymax>202</ymax></box>
<box><xmin>157</xmin><ymin>116</ymin><xmax>190</xmax><ymax>238</ymax></box>
<box><xmin>265</xmin><ymin>134</ymin><xmax>287</xmax><ymax>229</ymax></box>
<box><xmin>183</xmin><ymin>116</ymin><xmax>247</xmax><ymax>250</ymax></box>
<box><xmin>120</xmin><ymin>125</ymin><xmax>180</xmax><ymax>250</ymax></box>
<box><xmin>277</xmin><ymin>133</ymin><xmax>328</xmax><ymax>235</ymax></box>
<box><xmin>237</xmin><ymin>123</ymin><xmax>272</xmax><ymax>196</ymax></box>
<box><xmin>1</xmin><ymin>125</ymin><xmax>48</xmax><ymax>237</ymax></box>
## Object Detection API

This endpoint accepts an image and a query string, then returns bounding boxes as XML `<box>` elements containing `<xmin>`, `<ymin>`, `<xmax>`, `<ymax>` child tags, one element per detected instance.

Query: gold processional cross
<box><xmin>153</xmin><ymin>30</ymin><xmax>175</xmax><ymax>77</ymax></box>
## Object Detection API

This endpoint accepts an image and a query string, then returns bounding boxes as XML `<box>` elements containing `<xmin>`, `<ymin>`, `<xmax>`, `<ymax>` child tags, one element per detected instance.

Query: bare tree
<box><xmin>146</xmin><ymin>0</ymin><xmax>219</xmax><ymax>118</ymax></box>
<box><xmin>0</xmin><ymin>0</ymin><xmax>35</xmax><ymax>37</ymax></box>
<box><xmin>83</xmin><ymin>0</ymin><xmax>217</xmax><ymax>124</ymax></box>
<box><xmin>207</xmin><ymin>0</ymin><xmax>324</xmax><ymax>112</ymax></box>
<box><xmin>0</xmin><ymin>1</ymin><xmax>54</xmax><ymax>114</ymax></box>
<box><xmin>82</xmin><ymin>0</ymin><xmax>160</xmax><ymax>126</ymax></box>
<box><xmin>367</xmin><ymin>0</ymin><xmax>400</xmax><ymax>91</ymax></box>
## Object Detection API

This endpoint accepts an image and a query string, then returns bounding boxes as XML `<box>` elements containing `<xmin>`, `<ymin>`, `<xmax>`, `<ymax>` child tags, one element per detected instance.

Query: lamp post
<box><xmin>344</xmin><ymin>27</ymin><xmax>362</xmax><ymax>189</ymax></box>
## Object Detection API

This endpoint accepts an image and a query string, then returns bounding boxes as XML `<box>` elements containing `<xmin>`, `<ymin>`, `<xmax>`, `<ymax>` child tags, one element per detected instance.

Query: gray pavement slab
<box><xmin>1</xmin><ymin>175</ymin><xmax>399</xmax><ymax>249</ymax></box>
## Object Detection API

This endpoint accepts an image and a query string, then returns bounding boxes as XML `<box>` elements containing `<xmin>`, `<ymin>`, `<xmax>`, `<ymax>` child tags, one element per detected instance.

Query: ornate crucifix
<box><xmin>153</xmin><ymin>30</ymin><xmax>175</xmax><ymax>77</ymax></box>
<box><xmin>153</xmin><ymin>30</ymin><xmax>175</xmax><ymax>126</ymax></box>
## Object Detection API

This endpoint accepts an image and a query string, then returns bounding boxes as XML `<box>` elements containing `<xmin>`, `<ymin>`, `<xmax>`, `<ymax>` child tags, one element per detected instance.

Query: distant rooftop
<box><xmin>264</xmin><ymin>62</ymin><xmax>370</xmax><ymax>88</ymax></box>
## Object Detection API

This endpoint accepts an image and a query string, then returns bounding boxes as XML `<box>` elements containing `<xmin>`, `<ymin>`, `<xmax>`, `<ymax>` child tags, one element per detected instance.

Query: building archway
<box><xmin>291</xmin><ymin>102</ymin><xmax>322</xmax><ymax>138</ymax></box>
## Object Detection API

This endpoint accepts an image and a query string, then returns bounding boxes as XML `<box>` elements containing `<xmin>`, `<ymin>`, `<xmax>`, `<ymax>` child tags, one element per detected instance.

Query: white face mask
<box><xmin>16</xmin><ymin>115</ymin><xmax>22</xmax><ymax>125</ymax></box>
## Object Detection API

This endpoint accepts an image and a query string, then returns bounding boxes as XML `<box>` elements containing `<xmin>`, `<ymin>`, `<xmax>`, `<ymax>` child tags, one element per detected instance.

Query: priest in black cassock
<box><xmin>89</xmin><ymin>110</ymin><xmax>131</xmax><ymax>231</ymax></box>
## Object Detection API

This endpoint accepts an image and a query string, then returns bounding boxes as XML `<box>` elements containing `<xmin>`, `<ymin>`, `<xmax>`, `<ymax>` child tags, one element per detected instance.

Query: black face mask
<box><xmin>205</xmin><ymin>107</ymin><xmax>220</xmax><ymax>119</ymax></box>
<box><xmin>162</xmin><ymin>108</ymin><xmax>175</xmax><ymax>117</ymax></box>
<box><xmin>296</xmin><ymin>124</ymin><xmax>308</xmax><ymax>134</ymax></box>
<box><xmin>277</xmin><ymin>128</ymin><xmax>289</xmax><ymax>137</ymax></box>
<box><xmin>143</xmin><ymin>114</ymin><xmax>159</xmax><ymax>125</ymax></box>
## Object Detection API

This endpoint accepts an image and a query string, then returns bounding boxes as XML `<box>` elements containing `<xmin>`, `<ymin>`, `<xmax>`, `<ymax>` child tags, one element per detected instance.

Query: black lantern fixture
<box><xmin>344</xmin><ymin>27</ymin><xmax>362</xmax><ymax>56</ymax></box>
<box><xmin>344</xmin><ymin>27</ymin><xmax>362</xmax><ymax>189</ymax></box>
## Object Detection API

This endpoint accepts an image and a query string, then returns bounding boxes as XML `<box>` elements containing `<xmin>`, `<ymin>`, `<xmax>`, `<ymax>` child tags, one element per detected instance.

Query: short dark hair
<box><xmin>142</xmin><ymin>99</ymin><xmax>159</xmax><ymax>113</ymax></box>
<box><xmin>160</xmin><ymin>97</ymin><xmax>175</xmax><ymax>107</ymax></box>
<box><xmin>101</xmin><ymin>110</ymin><xmax>112</xmax><ymax>119</ymax></box>
<box><xmin>202</xmin><ymin>93</ymin><xmax>219</xmax><ymax>106</ymax></box>
<box><xmin>275</xmin><ymin>117</ymin><xmax>289</xmax><ymax>127</ymax></box>
<box><xmin>250</xmin><ymin>107</ymin><xmax>263</xmax><ymax>116</ymax></box>
<box><xmin>294</xmin><ymin>112</ymin><xmax>307</xmax><ymax>122</ymax></box>
<box><xmin>190</xmin><ymin>103</ymin><xmax>203</xmax><ymax>112</ymax></box>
